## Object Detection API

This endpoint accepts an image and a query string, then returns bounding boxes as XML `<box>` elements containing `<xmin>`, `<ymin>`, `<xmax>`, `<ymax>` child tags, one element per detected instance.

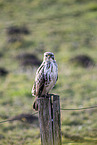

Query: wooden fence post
<box><xmin>38</xmin><ymin>94</ymin><xmax>62</xmax><ymax>145</ymax></box>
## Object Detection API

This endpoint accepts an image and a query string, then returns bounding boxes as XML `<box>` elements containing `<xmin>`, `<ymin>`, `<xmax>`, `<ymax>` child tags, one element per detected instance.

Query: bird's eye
<box><xmin>52</xmin><ymin>56</ymin><xmax>54</xmax><ymax>60</ymax></box>
<box><xmin>45</xmin><ymin>55</ymin><xmax>48</xmax><ymax>57</ymax></box>
<box><xmin>51</xmin><ymin>55</ymin><xmax>54</xmax><ymax>59</ymax></box>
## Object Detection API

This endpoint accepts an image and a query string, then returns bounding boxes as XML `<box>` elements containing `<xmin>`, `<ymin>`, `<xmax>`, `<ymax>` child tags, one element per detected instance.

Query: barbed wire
<box><xmin>0</xmin><ymin>112</ymin><xmax>38</xmax><ymax>124</ymax></box>
<box><xmin>1</xmin><ymin>104</ymin><xmax>97</xmax><ymax>124</ymax></box>
<box><xmin>60</xmin><ymin>105</ymin><xmax>97</xmax><ymax>111</ymax></box>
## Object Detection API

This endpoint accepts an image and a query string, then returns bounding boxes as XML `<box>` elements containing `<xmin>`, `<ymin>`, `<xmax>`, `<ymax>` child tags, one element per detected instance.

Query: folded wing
<box><xmin>32</xmin><ymin>63</ymin><xmax>45</xmax><ymax>97</ymax></box>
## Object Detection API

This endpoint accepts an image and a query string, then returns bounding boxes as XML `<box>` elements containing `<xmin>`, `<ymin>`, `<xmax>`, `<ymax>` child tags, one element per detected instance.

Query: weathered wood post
<box><xmin>38</xmin><ymin>94</ymin><xmax>62</xmax><ymax>145</ymax></box>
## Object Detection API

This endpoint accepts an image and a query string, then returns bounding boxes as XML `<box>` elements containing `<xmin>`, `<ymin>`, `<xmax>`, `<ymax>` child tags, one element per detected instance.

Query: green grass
<box><xmin>0</xmin><ymin>0</ymin><xmax>97</xmax><ymax>144</ymax></box>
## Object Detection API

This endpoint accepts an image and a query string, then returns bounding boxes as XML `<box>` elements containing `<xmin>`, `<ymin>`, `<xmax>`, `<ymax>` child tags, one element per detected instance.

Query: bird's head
<box><xmin>44</xmin><ymin>52</ymin><xmax>55</xmax><ymax>62</ymax></box>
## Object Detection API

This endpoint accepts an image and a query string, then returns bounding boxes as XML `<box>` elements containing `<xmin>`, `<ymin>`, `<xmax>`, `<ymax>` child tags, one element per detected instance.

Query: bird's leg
<box><xmin>41</xmin><ymin>93</ymin><xmax>49</xmax><ymax>98</ymax></box>
<box><xmin>45</xmin><ymin>92</ymin><xmax>49</xmax><ymax>98</ymax></box>
<box><xmin>45</xmin><ymin>92</ymin><xmax>48</xmax><ymax>96</ymax></box>
<box><xmin>42</xmin><ymin>93</ymin><xmax>48</xmax><ymax>98</ymax></box>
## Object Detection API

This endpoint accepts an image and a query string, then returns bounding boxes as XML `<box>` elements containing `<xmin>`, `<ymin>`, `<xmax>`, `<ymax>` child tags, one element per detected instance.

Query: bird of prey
<box><xmin>32</xmin><ymin>52</ymin><xmax>58</xmax><ymax>110</ymax></box>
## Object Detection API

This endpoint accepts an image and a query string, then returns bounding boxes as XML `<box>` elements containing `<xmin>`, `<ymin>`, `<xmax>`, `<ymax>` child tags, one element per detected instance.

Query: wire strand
<box><xmin>0</xmin><ymin>112</ymin><xmax>38</xmax><ymax>124</ymax></box>
<box><xmin>60</xmin><ymin>105</ymin><xmax>97</xmax><ymax>111</ymax></box>
<box><xmin>1</xmin><ymin>105</ymin><xmax>97</xmax><ymax>124</ymax></box>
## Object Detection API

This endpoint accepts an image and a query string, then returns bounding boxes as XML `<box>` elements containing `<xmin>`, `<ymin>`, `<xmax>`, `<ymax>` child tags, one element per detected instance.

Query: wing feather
<box><xmin>32</xmin><ymin>62</ymin><xmax>45</xmax><ymax>97</ymax></box>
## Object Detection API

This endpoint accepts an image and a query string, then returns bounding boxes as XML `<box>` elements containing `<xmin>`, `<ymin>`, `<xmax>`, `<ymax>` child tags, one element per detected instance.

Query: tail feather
<box><xmin>33</xmin><ymin>97</ymin><xmax>38</xmax><ymax>111</ymax></box>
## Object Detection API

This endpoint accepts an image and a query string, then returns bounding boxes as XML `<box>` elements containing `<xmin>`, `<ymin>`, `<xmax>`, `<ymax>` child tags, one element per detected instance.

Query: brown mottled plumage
<box><xmin>32</xmin><ymin>52</ymin><xmax>58</xmax><ymax>110</ymax></box>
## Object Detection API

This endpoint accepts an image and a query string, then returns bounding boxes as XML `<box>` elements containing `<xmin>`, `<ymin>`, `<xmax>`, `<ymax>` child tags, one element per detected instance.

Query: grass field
<box><xmin>0</xmin><ymin>0</ymin><xmax>97</xmax><ymax>144</ymax></box>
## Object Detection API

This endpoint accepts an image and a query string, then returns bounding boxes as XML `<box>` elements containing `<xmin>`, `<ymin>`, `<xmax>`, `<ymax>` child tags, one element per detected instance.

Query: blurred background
<box><xmin>0</xmin><ymin>0</ymin><xmax>97</xmax><ymax>144</ymax></box>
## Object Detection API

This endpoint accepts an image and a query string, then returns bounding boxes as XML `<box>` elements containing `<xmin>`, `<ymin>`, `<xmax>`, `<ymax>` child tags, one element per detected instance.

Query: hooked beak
<box><xmin>47</xmin><ymin>55</ymin><xmax>50</xmax><ymax>59</ymax></box>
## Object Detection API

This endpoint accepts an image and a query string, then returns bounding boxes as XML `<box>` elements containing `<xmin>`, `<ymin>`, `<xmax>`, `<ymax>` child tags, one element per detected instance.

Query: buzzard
<box><xmin>32</xmin><ymin>52</ymin><xmax>58</xmax><ymax>110</ymax></box>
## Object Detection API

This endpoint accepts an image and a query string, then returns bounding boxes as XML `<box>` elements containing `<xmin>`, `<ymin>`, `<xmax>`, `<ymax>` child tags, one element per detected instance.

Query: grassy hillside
<box><xmin>0</xmin><ymin>0</ymin><xmax>97</xmax><ymax>144</ymax></box>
